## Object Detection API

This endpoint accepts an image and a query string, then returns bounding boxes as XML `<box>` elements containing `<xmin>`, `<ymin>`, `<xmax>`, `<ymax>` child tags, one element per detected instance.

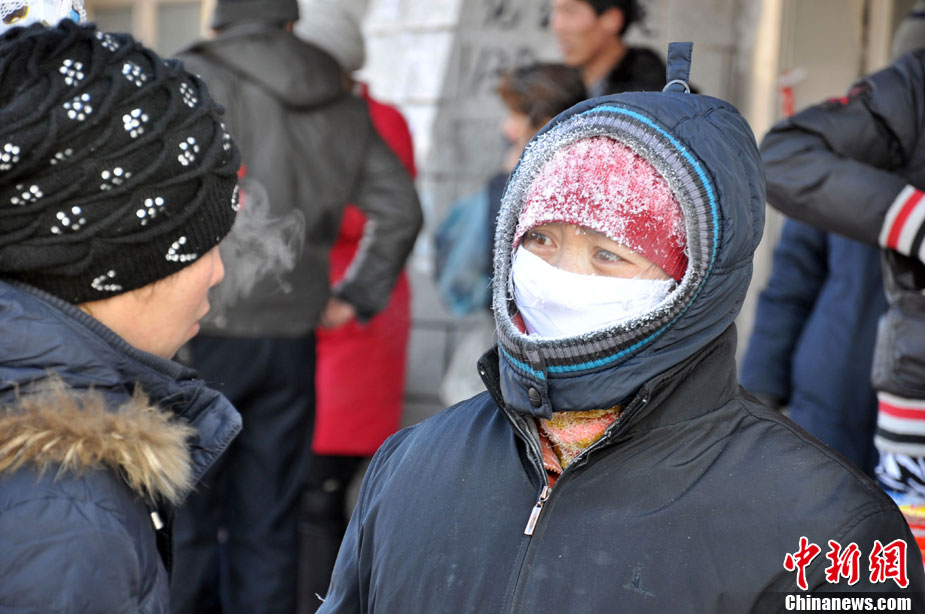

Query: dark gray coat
<box><xmin>178</xmin><ymin>25</ymin><xmax>422</xmax><ymax>336</ymax></box>
<box><xmin>320</xmin><ymin>330</ymin><xmax>924</xmax><ymax>613</ymax></box>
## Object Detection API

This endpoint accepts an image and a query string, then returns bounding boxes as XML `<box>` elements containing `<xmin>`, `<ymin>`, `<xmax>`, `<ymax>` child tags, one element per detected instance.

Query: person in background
<box><xmin>740</xmin><ymin>220</ymin><xmax>886</xmax><ymax>476</ymax></box>
<box><xmin>761</xmin><ymin>42</ymin><xmax>925</xmax><ymax>557</ymax></box>
<box><xmin>170</xmin><ymin>0</ymin><xmax>423</xmax><ymax>611</ymax></box>
<box><xmin>435</xmin><ymin>62</ymin><xmax>586</xmax><ymax>317</ymax></box>
<box><xmin>550</xmin><ymin>0</ymin><xmax>665</xmax><ymax>97</ymax></box>
<box><xmin>434</xmin><ymin>63</ymin><xmax>585</xmax><ymax>405</ymax></box>
<box><xmin>740</xmin><ymin>6</ymin><xmax>925</xmax><ymax>478</ymax></box>
<box><xmin>291</xmin><ymin>2</ymin><xmax>417</xmax><ymax>610</ymax></box>
<box><xmin>0</xmin><ymin>20</ymin><xmax>241</xmax><ymax>613</ymax></box>
<box><xmin>318</xmin><ymin>45</ymin><xmax>924</xmax><ymax>613</ymax></box>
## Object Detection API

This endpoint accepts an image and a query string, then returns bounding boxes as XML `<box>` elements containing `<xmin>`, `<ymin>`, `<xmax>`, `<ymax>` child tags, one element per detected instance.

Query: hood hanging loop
<box><xmin>663</xmin><ymin>42</ymin><xmax>693</xmax><ymax>93</ymax></box>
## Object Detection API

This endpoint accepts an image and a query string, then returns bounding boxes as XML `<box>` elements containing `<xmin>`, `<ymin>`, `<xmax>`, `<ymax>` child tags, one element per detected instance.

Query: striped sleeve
<box><xmin>876</xmin><ymin>391</ymin><xmax>925</xmax><ymax>457</ymax></box>
<box><xmin>879</xmin><ymin>184</ymin><xmax>925</xmax><ymax>260</ymax></box>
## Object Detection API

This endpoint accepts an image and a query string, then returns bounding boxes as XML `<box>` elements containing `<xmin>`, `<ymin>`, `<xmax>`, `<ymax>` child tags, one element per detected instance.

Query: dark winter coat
<box><xmin>318</xmin><ymin>47</ymin><xmax>924</xmax><ymax>613</ymax></box>
<box><xmin>178</xmin><ymin>24</ymin><xmax>422</xmax><ymax>335</ymax></box>
<box><xmin>589</xmin><ymin>46</ymin><xmax>667</xmax><ymax>97</ymax></box>
<box><xmin>321</xmin><ymin>329</ymin><xmax>923</xmax><ymax>613</ymax></box>
<box><xmin>741</xmin><ymin>219</ymin><xmax>887</xmax><ymax>475</ymax></box>
<box><xmin>0</xmin><ymin>281</ymin><xmax>241</xmax><ymax>613</ymax></box>
<box><xmin>760</xmin><ymin>49</ymin><xmax>925</xmax><ymax>455</ymax></box>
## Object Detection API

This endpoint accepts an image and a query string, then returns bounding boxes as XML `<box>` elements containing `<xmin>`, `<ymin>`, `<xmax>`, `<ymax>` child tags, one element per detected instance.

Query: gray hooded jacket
<box><xmin>178</xmin><ymin>24</ymin><xmax>422</xmax><ymax>335</ymax></box>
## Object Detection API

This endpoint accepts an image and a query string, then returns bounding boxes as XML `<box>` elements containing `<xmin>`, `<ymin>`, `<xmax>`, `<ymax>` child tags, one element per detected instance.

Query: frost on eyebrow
<box><xmin>513</xmin><ymin>136</ymin><xmax>687</xmax><ymax>273</ymax></box>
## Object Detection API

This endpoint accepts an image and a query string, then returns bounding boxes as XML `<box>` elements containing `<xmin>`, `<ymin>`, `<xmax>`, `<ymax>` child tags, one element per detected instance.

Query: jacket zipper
<box><xmin>506</xmin><ymin>392</ymin><xmax>649</xmax><ymax>538</ymax></box>
<box><xmin>523</xmin><ymin>485</ymin><xmax>550</xmax><ymax>535</ymax></box>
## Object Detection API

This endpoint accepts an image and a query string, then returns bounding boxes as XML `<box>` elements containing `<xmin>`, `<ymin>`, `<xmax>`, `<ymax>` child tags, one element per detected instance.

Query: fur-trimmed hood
<box><xmin>0</xmin><ymin>280</ymin><xmax>241</xmax><ymax>505</ymax></box>
<box><xmin>0</xmin><ymin>382</ymin><xmax>194</xmax><ymax>503</ymax></box>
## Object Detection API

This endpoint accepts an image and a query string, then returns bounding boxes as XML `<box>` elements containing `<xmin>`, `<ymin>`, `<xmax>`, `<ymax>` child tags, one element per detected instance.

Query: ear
<box><xmin>599</xmin><ymin>7</ymin><xmax>624</xmax><ymax>37</ymax></box>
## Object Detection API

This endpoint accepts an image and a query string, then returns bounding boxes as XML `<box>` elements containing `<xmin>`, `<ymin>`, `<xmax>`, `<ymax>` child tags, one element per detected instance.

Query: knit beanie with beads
<box><xmin>0</xmin><ymin>21</ymin><xmax>241</xmax><ymax>304</ymax></box>
<box><xmin>514</xmin><ymin>136</ymin><xmax>687</xmax><ymax>281</ymax></box>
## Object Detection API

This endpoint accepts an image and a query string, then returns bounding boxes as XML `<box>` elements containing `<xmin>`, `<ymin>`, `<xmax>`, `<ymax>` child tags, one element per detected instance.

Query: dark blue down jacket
<box><xmin>741</xmin><ymin>219</ymin><xmax>887</xmax><ymax>475</ymax></box>
<box><xmin>0</xmin><ymin>281</ymin><xmax>240</xmax><ymax>613</ymax></box>
<box><xmin>760</xmin><ymin>49</ymin><xmax>925</xmax><ymax>459</ymax></box>
<box><xmin>318</xmin><ymin>47</ymin><xmax>924</xmax><ymax>613</ymax></box>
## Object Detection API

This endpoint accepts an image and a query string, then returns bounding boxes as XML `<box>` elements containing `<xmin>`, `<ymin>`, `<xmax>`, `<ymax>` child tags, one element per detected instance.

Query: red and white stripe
<box><xmin>879</xmin><ymin>185</ymin><xmax>925</xmax><ymax>256</ymax></box>
<box><xmin>876</xmin><ymin>391</ymin><xmax>925</xmax><ymax>456</ymax></box>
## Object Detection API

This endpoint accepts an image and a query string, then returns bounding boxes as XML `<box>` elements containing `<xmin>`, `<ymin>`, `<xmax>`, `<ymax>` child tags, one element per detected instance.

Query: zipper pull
<box><xmin>524</xmin><ymin>485</ymin><xmax>551</xmax><ymax>536</ymax></box>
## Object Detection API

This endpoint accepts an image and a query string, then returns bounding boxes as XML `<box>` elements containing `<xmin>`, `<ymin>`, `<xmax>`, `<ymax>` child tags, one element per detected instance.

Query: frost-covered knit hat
<box><xmin>212</xmin><ymin>0</ymin><xmax>299</xmax><ymax>29</ymax></box>
<box><xmin>514</xmin><ymin>136</ymin><xmax>687</xmax><ymax>281</ymax></box>
<box><xmin>0</xmin><ymin>21</ymin><xmax>240</xmax><ymax>303</ymax></box>
<box><xmin>294</xmin><ymin>0</ymin><xmax>365</xmax><ymax>74</ymax></box>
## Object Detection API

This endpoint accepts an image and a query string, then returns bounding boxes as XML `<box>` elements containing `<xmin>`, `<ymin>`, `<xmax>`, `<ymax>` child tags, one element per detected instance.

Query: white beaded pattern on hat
<box><xmin>10</xmin><ymin>184</ymin><xmax>42</xmax><ymax>206</ymax></box>
<box><xmin>95</xmin><ymin>31</ymin><xmax>119</xmax><ymax>52</ymax></box>
<box><xmin>99</xmin><ymin>167</ymin><xmax>131</xmax><ymax>191</ymax></box>
<box><xmin>59</xmin><ymin>59</ymin><xmax>85</xmax><ymax>86</ymax></box>
<box><xmin>122</xmin><ymin>108</ymin><xmax>149</xmax><ymax>138</ymax></box>
<box><xmin>51</xmin><ymin>206</ymin><xmax>87</xmax><ymax>234</ymax></box>
<box><xmin>230</xmin><ymin>184</ymin><xmax>240</xmax><ymax>212</ymax></box>
<box><xmin>50</xmin><ymin>148</ymin><xmax>74</xmax><ymax>166</ymax></box>
<box><xmin>122</xmin><ymin>62</ymin><xmax>147</xmax><ymax>87</ymax></box>
<box><xmin>180</xmin><ymin>82</ymin><xmax>198</xmax><ymax>108</ymax></box>
<box><xmin>166</xmin><ymin>236</ymin><xmax>198</xmax><ymax>262</ymax></box>
<box><xmin>0</xmin><ymin>143</ymin><xmax>20</xmax><ymax>171</ymax></box>
<box><xmin>136</xmin><ymin>196</ymin><xmax>165</xmax><ymax>226</ymax></box>
<box><xmin>63</xmin><ymin>93</ymin><xmax>93</xmax><ymax>121</ymax></box>
<box><xmin>91</xmin><ymin>270</ymin><xmax>122</xmax><ymax>292</ymax></box>
<box><xmin>177</xmin><ymin>137</ymin><xmax>199</xmax><ymax>166</ymax></box>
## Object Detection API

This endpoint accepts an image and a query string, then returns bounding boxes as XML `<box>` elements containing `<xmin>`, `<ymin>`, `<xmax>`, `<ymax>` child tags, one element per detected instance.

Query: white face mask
<box><xmin>511</xmin><ymin>246</ymin><xmax>676</xmax><ymax>338</ymax></box>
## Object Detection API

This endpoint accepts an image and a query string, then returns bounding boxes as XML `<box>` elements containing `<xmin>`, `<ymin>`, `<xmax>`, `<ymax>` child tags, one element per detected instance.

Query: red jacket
<box><xmin>314</xmin><ymin>85</ymin><xmax>416</xmax><ymax>455</ymax></box>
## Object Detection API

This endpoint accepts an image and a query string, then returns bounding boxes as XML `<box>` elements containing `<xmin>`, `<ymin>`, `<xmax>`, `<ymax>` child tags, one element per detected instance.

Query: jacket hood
<box><xmin>182</xmin><ymin>24</ymin><xmax>344</xmax><ymax>108</ymax></box>
<box><xmin>0</xmin><ymin>281</ymin><xmax>241</xmax><ymax>503</ymax></box>
<box><xmin>492</xmin><ymin>43</ymin><xmax>765</xmax><ymax>417</ymax></box>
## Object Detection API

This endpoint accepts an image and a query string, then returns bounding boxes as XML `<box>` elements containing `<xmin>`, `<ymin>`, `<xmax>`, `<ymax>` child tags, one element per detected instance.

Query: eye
<box><xmin>3</xmin><ymin>6</ymin><xmax>28</xmax><ymax>24</ymax></box>
<box><xmin>524</xmin><ymin>230</ymin><xmax>553</xmax><ymax>247</ymax></box>
<box><xmin>595</xmin><ymin>248</ymin><xmax>623</xmax><ymax>264</ymax></box>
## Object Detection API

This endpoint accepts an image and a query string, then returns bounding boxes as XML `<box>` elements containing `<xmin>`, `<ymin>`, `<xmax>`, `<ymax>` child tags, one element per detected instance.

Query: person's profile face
<box><xmin>520</xmin><ymin>222</ymin><xmax>669</xmax><ymax>280</ymax></box>
<box><xmin>550</xmin><ymin>0</ymin><xmax>618</xmax><ymax>68</ymax></box>
<box><xmin>80</xmin><ymin>244</ymin><xmax>226</xmax><ymax>359</ymax></box>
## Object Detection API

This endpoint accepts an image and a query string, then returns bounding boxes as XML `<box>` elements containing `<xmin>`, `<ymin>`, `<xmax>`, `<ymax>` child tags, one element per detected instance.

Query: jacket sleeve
<box><xmin>740</xmin><ymin>219</ymin><xmax>829</xmax><ymax>406</ymax></box>
<box><xmin>760</xmin><ymin>51</ymin><xmax>925</xmax><ymax>258</ymax></box>
<box><xmin>317</xmin><ymin>429</ymin><xmax>415</xmax><ymax>613</ymax></box>
<box><xmin>0</xmin><ymin>494</ymin><xmax>146</xmax><ymax>613</ymax></box>
<box><xmin>333</xmin><ymin>126</ymin><xmax>423</xmax><ymax>320</ymax></box>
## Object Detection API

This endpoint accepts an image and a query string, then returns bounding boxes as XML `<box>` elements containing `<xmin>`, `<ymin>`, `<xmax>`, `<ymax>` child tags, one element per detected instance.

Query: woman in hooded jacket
<box><xmin>0</xmin><ymin>20</ymin><xmax>242</xmax><ymax>613</ymax></box>
<box><xmin>316</xmin><ymin>45</ymin><xmax>924</xmax><ymax>613</ymax></box>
